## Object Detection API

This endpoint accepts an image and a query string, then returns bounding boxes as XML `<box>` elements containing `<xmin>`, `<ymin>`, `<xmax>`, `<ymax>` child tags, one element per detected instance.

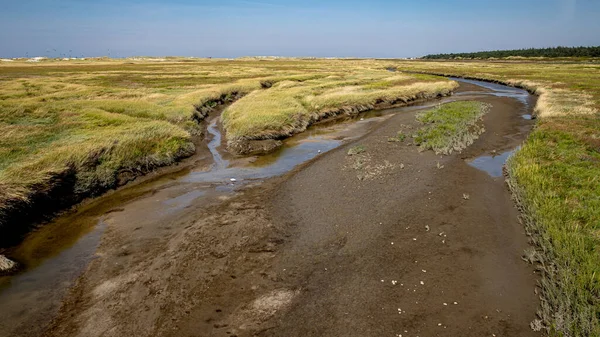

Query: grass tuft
<box><xmin>347</xmin><ymin>145</ymin><xmax>366</xmax><ymax>156</ymax></box>
<box><xmin>387</xmin><ymin>131</ymin><xmax>407</xmax><ymax>142</ymax></box>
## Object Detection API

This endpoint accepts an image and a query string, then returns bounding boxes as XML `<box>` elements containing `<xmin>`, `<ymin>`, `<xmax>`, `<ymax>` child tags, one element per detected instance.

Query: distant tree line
<box><xmin>422</xmin><ymin>46</ymin><xmax>600</xmax><ymax>59</ymax></box>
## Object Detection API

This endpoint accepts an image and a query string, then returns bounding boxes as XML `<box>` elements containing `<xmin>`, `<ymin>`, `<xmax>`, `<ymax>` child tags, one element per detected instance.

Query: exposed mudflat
<box><xmin>258</xmin><ymin>87</ymin><xmax>538</xmax><ymax>337</ymax></box>
<box><xmin>2</xmin><ymin>80</ymin><xmax>539</xmax><ymax>337</ymax></box>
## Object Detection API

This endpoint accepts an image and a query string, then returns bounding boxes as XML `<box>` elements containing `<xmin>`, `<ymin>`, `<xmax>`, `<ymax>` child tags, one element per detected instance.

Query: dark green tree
<box><xmin>422</xmin><ymin>46</ymin><xmax>600</xmax><ymax>59</ymax></box>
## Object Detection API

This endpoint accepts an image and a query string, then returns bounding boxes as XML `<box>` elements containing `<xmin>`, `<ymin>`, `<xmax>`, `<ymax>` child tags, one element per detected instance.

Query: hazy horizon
<box><xmin>1</xmin><ymin>0</ymin><xmax>599</xmax><ymax>59</ymax></box>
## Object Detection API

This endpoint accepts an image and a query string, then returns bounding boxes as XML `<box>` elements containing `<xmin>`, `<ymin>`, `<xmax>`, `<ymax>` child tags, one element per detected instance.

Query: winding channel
<box><xmin>0</xmin><ymin>78</ymin><xmax>534</xmax><ymax>337</ymax></box>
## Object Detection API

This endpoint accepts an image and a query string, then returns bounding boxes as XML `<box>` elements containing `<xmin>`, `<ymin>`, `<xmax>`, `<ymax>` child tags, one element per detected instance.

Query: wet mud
<box><xmin>0</xmin><ymin>79</ymin><xmax>539</xmax><ymax>337</ymax></box>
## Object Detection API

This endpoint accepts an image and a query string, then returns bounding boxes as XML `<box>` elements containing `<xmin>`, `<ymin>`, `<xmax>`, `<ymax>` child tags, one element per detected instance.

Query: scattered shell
<box><xmin>0</xmin><ymin>255</ymin><xmax>17</xmax><ymax>274</ymax></box>
<box><xmin>530</xmin><ymin>319</ymin><xmax>543</xmax><ymax>332</ymax></box>
<box><xmin>420</xmin><ymin>281</ymin><xmax>424</xmax><ymax>285</ymax></box>
<box><xmin>425</xmin><ymin>225</ymin><xmax>430</xmax><ymax>232</ymax></box>
<box><xmin>230</xmin><ymin>178</ymin><xmax>237</xmax><ymax>182</ymax></box>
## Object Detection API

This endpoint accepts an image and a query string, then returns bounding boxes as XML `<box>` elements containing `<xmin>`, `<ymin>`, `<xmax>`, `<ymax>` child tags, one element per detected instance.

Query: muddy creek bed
<box><xmin>0</xmin><ymin>79</ymin><xmax>539</xmax><ymax>337</ymax></box>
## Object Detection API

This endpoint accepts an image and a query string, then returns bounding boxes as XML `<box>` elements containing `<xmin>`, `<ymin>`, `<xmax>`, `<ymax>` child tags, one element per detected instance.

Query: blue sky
<box><xmin>1</xmin><ymin>0</ymin><xmax>599</xmax><ymax>58</ymax></box>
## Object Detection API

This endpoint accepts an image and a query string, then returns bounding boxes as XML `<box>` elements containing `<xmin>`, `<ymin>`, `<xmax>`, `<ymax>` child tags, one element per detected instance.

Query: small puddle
<box><xmin>522</xmin><ymin>114</ymin><xmax>533</xmax><ymax>120</ymax></box>
<box><xmin>468</xmin><ymin>149</ymin><xmax>516</xmax><ymax>178</ymax></box>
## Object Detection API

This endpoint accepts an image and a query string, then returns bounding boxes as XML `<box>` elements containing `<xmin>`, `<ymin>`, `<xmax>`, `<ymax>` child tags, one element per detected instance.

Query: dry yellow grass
<box><xmin>389</xmin><ymin>60</ymin><xmax>600</xmax><ymax>118</ymax></box>
<box><xmin>222</xmin><ymin>71</ymin><xmax>457</xmax><ymax>144</ymax></box>
<box><xmin>0</xmin><ymin>58</ymin><xmax>457</xmax><ymax>238</ymax></box>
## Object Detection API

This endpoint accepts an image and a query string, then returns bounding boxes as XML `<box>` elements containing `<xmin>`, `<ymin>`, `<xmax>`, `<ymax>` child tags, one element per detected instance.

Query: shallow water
<box><xmin>0</xmin><ymin>77</ymin><xmax>535</xmax><ymax>336</ymax></box>
<box><xmin>0</xmin><ymin>220</ymin><xmax>106</xmax><ymax>336</ymax></box>
<box><xmin>454</xmin><ymin>78</ymin><xmax>532</xmax><ymax>178</ymax></box>
<box><xmin>468</xmin><ymin>149</ymin><xmax>516</xmax><ymax>178</ymax></box>
<box><xmin>451</xmin><ymin>77</ymin><xmax>530</xmax><ymax>105</ymax></box>
<box><xmin>184</xmin><ymin>139</ymin><xmax>341</xmax><ymax>184</ymax></box>
<box><xmin>207</xmin><ymin>117</ymin><xmax>229</xmax><ymax>170</ymax></box>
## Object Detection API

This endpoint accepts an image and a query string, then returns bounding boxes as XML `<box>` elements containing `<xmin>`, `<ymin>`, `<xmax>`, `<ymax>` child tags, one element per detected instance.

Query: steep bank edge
<box><xmin>0</xmin><ymin>92</ymin><xmax>245</xmax><ymax>251</ymax></box>
<box><xmin>225</xmin><ymin>82</ymin><xmax>458</xmax><ymax>155</ymax></box>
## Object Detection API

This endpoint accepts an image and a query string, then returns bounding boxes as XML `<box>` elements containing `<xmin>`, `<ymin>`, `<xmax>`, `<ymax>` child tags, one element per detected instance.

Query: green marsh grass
<box><xmin>415</xmin><ymin>101</ymin><xmax>489</xmax><ymax>154</ymax></box>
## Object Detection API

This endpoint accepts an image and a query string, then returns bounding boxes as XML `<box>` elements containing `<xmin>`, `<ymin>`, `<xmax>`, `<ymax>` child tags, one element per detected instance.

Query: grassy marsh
<box><xmin>3</xmin><ymin>57</ymin><xmax>599</xmax><ymax>336</ymax></box>
<box><xmin>0</xmin><ymin>59</ymin><xmax>456</xmax><ymax>238</ymax></box>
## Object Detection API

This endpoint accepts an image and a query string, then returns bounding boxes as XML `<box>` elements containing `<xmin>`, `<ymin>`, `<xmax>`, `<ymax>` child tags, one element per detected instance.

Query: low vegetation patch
<box><xmin>344</xmin><ymin>147</ymin><xmax>394</xmax><ymax>181</ymax></box>
<box><xmin>395</xmin><ymin>59</ymin><xmax>600</xmax><ymax>336</ymax></box>
<box><xmin>387</xmin><ymin>131</ymin><xmax>406</xmax><ymax>142</ymax></box>
<box><xmin>414</xmin><ymin>101</ymin><xmax>490</xmax><ymax>154</ymax></box>
<box><xmin>347</xmin><ymin>145</ymin><xmax>366</xmax><ymax>156</ymax></box>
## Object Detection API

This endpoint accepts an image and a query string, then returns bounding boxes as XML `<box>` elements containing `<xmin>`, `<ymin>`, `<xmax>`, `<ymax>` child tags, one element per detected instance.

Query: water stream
<box><xmin>207</xmin><ymin>117</ymin><xmax>229</xmax><ymax>170</ymax></box>
<box><xmin>458</xmin><ymin>78</ymin><xmax>533</xmax><ymax>178</ymax></box>
<box><xmin>451</xmin><ymin>77</ymin><xmax>531</xmax><ymax>105</ymax></box>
